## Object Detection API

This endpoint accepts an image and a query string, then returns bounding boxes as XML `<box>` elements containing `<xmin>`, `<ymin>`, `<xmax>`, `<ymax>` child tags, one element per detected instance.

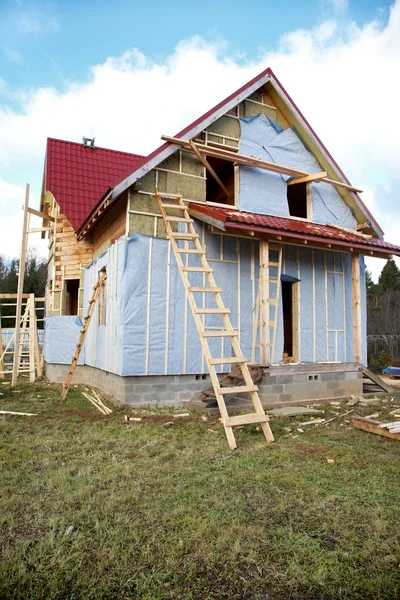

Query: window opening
<box><xmin>206</xmin><ymin>157</ymin><xmax>235</xmax><ymax>206</ymax></box>
<box><xmin>287</xmin><ymin>182</ymin><xmax>308</xmax><ymax>218</ymax></box>
<box><xmin>282</xmin><ymin>281</ymin><xmax>293</xmax><ymax>358</ymax></box>
<box><xmin>64</xmin><ymin>279</ymin><xmax>79</xmax><ymax>316</ymax></box>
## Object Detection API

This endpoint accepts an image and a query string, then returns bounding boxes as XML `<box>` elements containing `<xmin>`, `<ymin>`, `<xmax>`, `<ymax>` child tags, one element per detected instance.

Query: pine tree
<box><xmin>378</xmin><ymin>259</ymin><xmax>400</xmax><ymax>293</ymax></box>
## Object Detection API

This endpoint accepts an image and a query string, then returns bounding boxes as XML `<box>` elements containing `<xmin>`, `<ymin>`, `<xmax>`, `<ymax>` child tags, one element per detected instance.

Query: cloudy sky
<box><xmin>0</xmin><ymin>0</ymin><xmax>399</xmax><ymax>280</ymax></box>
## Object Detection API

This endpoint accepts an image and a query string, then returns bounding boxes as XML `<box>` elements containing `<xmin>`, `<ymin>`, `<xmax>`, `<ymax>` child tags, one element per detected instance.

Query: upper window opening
<box><xmin>287</xmin><ymin>182</ymin><xmax>308</xmax><ymax>219</ymax></box>
<box><xmin>206</xmin><ymin>157</ymin><xmax>235</xmax><ymax>206</ymax></box>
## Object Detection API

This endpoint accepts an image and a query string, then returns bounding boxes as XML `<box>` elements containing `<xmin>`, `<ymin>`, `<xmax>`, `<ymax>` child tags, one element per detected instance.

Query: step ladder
<box><xmin>61</xmin><ymin>268</ymin><xmax>107</xmax><ymax>400</ymax></box>
<box><xmin>252</xmin><ymin>246</ymin><xmax>282</xmax><ymax>364</ymax></box>
<box><xmin>156</xmin><ymin>190</ymin><xmax>274</xmax><ymax>450</ymax></box>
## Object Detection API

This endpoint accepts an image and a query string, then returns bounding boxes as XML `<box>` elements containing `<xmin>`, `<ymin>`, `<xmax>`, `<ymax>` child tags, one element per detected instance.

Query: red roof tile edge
<box><xmin>189</xmin><ymin>203</ymin><xmax>400</xmax><ymax>257</ymax></box>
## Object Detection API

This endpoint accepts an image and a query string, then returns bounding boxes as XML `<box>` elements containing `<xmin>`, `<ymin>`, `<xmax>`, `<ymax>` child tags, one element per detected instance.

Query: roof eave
<box><xmin>224</xmin><ymin>222</ymin><xmax>397</xmax><ymax>258</ymax></box>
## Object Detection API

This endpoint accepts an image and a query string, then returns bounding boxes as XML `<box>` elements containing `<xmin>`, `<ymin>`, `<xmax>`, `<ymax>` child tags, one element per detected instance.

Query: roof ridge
<box><xmin>47</xmin><ymin>137</ymin><xmax>145</xmax><ymax>159</ymax></box>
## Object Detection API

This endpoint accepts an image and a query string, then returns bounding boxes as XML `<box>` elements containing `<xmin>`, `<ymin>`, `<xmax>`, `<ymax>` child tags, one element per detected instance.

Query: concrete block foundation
<box><xmin>45</xmin><ymin>362</ymin><xmax>363</xmax><ymax>409</ymax></box>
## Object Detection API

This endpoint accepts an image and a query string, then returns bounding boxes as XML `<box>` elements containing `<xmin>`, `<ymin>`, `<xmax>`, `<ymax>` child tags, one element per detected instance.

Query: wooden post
<box><xmin>352</xmin><ymin>254</ymin><xmax>362</xmax><ymax>363</ymax></box>
<box><xmin>0</xmin><ymin>309</ymin><xmax>4</xmax><ymax>379</ymax></box>
<box><xmin>12</xmin><ymin>184</ymin><xmax>30</xmax><ymax>387</ymax></box>
<box><xmin>28</xmin><ymin>294</ymin><xmax>35</xmax><ymax>382</ymax></box>
<box><xmin>259</xmin><ymin>240</ymin><xmax>270</xmax><ymax>365</ymax></box>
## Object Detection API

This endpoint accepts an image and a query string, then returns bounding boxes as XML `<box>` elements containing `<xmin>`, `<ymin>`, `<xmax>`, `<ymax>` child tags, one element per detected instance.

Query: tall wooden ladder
<box><xmin>156</xmin><ymin>190</ymin><xmax>274</xmax><ymax>450</ymax></box>
<box><xmin>252</xmin><ymin>245</ymin><xmax>282</xmax><ymax>364</ymax></box>
<box><xmin>61</xmin><ymin>268</ymin><xmax>107</xmax><ymax>400</ymax></box>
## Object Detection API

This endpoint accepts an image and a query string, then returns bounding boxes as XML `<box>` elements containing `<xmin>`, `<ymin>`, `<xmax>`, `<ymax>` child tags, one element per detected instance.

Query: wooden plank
<box><xmin>161</xmin><ymin>136</ymin><xmax>363</xmax><ymax>193</ymax></box>
<box><xmin>12</xmin><ymin>184</ymin><xmax>30</xmax><ymax>387</ymax></box>
<box><xmin>363</xmin><ymin>367</ymin><xmax>394</xmax><ymax>393</ymax></box>
<box><xmin>219</xmin><ymin>385</ymin><xmax>258</xmax><ymax>395</ymax></box>
<box><xmin>28</xmin><ymin>294</ymin><xmax>35</xmax><ymax>383</ymax></box>
<box><xmin>226</xmin><ymin>413</ymin><xmax>269</xmax><ymax>427</ymax></box>
<box><xmin>352</xmin><ymin>255</ymin><xmax>362</xmax><ymax>363</ymax></box>
<box><xmin>209</xmin><ymin>357</ymin><xmax>247</xmax><ymax>365</ymax></box>
<box><xmin>259</xmin><ymin>240</ymin><xmax>270</xmax><ymax>365</ymax></box>
<box><xmin>27</xmin><ymin>207</ymin><xmax>55</xmax><ymax>222</ymax></box>
<box><xmin>189</xmin><ymin>287</ymin><xmax>222</xmax><ymax>293</ymax></box>
<box><xmin>202</xmin><ymin>330</ymin><xmax>236</xmax><ymax>337</ymax></box>
<box><xmin>196</xmin><ymin>308</ymin><xmax>230</xmax><ymax>314</ymax></box>
<box><xmin>287</xmin><ymin>171</ymin><xmax>327</xmax><ymax>185</ymax></box>
<box><xmin>350</xmin><ymin>416</ymin><xmax>400</xmax><ymax>441</ymax></box>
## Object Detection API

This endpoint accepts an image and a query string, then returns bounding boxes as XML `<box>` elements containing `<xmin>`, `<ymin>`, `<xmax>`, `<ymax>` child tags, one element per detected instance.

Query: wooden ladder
<box><xmin>252</xmin><ymin>246</ymin><xmax>282</xmax><ymax>363</ymax></box>
<box><xmin>156</xmin><ymin>190</ymin><xmax>274</xmax><ymax>450</ymax></box>
<box><xmin>61</xmin><ymin>268</ymin><xmax>107</xmax><ymax>400</ymax></box>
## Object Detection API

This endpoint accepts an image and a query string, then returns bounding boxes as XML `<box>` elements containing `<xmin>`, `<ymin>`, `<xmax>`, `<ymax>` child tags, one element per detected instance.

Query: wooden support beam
<box><xmin>259</xmin><ymin>240</ymin><xmax>270</xmax><ymax>366</ymax></box>
<box><xmin>161</xmin><ymin>135</ymin><xmax>363</xmax><ymax>193</ymax></box>
<box><xmin>27</xmin><ymin>227</ymin><xmax>53</xmax><ymax>234</ymax></box>
<box><xmin>287</xmin><ymin>171</ymin><xmax>327</xmax><ymax>186</ymax></box>
<box><xmin>27</xmin><ymin>207</ymin><xmax>55</xmax><ymax>222</ymax></box>
<box><xmin>12</xmin><ymin>184</ymin><xmax>30</xmax><ymax>387</ymax></box>
<box><xmin>352</xmin><ymin>254</ymin><xmax>362</xmax><ymax>364</ymax></box>
<box><xmin>188</xmin><ymin>140</ymin><xmax>229</xmax><ymax>197</ymax></box>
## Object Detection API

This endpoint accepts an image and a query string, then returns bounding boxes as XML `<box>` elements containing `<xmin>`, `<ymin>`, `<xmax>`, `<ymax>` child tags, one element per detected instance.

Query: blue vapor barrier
<box><xmin>43</xmin><ymin>316</ymin><xmax>84</xmax><ymax>365</ymax></box>
<box><xmin>44</xmin><ymin>231</ymin><xmax>367</xmax><ymax>372</ymax></box>
<box><xmin>238</xmin><ymin>114</ymin><xmax>356</xmax><ymax>230</ymax></box>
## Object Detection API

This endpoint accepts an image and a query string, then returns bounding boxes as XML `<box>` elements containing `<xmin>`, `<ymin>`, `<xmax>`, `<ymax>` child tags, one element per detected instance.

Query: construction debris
<box><xmin>81</xmin><ymin>391</ymin><xmax>112</xmax><ymax>415</ymax></box>
<box><xmin>267</xmin><ymin>406</ymin><xmax>324</xmax><ymax>417</ymax></box>
<box><xmin>350</xmin><ymin>416</ymin><xmax>400</xmax><ymax>441</ymax></box>
<box><xmin>0</xmin><ymin>410</ymin><xmax>37</xmax><ymax>416</ymax></box>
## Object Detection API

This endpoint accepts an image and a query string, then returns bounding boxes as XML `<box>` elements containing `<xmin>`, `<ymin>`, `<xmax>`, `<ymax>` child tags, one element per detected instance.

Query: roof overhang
<box><xmin>188</xmin><ymin>203</ymin><xmax>400</xmax><ymax>260</ymax></box>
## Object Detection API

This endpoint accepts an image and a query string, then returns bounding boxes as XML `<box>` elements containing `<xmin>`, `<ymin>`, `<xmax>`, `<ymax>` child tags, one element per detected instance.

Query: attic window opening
<box><xmin>206</xmin><ymin>157</ymin><xmax>235</xmax><ymax>206</ymax></box>
<box><xmin>287</xmin><ymin>182</ymin><xmax>308</xmax><ymax>219</ymax></box>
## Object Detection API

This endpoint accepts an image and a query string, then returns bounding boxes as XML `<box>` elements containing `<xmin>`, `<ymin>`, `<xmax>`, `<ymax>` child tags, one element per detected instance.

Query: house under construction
<box><xmin>41</xmin><ymin>67</ymin><xmax>400</xmax><ymax>409</ymax></box>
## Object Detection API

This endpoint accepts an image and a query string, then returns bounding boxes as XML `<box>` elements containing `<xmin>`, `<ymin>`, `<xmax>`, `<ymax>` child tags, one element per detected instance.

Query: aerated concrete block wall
<box><xmin>46</xmin><ymin>363</ymin><xmax>363</xmax><ymax>408</ymax></box>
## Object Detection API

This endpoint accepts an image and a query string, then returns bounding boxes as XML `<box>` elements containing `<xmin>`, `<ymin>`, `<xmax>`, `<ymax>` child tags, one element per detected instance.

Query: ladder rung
<box><xmin>189</xmin><ymin>287</ymin><xmax>222</xmax><ymax>293</ymax></box>
<box><xmin>225</xmin><ymin>413</ymin><xmax>269</xmax><ymax>427</ymax></box>
<box><xmin>162</xmin><ymin>203</ymin><xmax>187</xmax><ymax>210</ymax></box>
<box><xmin>182</xmin><ymin>267</ymin><xmax>213</xmax><ymax>273</ymax></box>
<box><xmin>210</xmin><ymin>356</ymin><xmax>246</xmax><ymax>365</ymax></box>
<box><xmin>219</xmin><ymin>385</ymin><xmax>258</xmax><ymax>395</ymax></box>
<box><xmin>176</xmin><ymin>248</ymin><xmax>204</xmax><ymax>254</ymax></box>
<box><xmin>202</xmin><ymin>330</ymin><xmax>236</xmax><ymax>337</ymax></box>
<box><xmin>166</xmin><ymin>216</ymin><xmax>193</xmax><ymax>223</ymax></box>
<box><xmin>269</xmin><ymin>262</ymin><xmax>280</xmax><ymax>267</ymax></box>
<box><xmin>196</xmin><ymin>308</ymin><xmax>230</xmax><ymax>314</ymax></box>
<box><xmin>171</xmin><ymin>233</ymin><xmax>199</xmax><ymax>239</ymax></box>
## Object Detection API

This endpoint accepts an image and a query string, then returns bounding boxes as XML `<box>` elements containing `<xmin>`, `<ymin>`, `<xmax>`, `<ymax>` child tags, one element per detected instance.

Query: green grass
<box><xmin>1</xmin><ymin>380</ymin><xmax>400</xmax><ymax>599</ymax></box>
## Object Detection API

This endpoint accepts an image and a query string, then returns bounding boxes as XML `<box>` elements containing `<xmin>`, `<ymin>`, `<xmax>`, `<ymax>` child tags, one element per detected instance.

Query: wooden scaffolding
<box><xmin>0</xmin><ymin>293</ymin><xmax>44</xmax><ymax>381</ymax></box>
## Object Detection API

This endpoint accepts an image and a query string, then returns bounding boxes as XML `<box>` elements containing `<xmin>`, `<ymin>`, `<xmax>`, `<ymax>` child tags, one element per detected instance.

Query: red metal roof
<box><xmin>45</xmin><ymin>138</ymin><xmax>144</xmax><ymax>232</ymax></box>
<box><xmin>189</xmin><ymin>203</ymin><xmax>400</xmax><ymax>257</ymax></box>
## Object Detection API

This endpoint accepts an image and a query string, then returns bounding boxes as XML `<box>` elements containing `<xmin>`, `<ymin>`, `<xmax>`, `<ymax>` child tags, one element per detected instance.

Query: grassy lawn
<box><xmin>1</xmin><ymin>381</ymin><xmax>400</xmax><ymax>600</ymax></box>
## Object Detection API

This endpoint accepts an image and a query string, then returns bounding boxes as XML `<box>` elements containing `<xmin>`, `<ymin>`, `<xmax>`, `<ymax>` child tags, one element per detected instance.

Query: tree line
<box><xmin>366</xmin><ymin>259</ymin><xmax>400</xmax><ymax>368</ymax></box>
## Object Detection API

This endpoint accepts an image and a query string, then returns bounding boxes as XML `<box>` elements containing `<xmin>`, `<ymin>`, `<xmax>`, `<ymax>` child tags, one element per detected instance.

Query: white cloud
<box><xmin>328</xmin><ymin>0</ymin><xmax>348</xmax><ymax>13</ymax></box>
<box><xmin>18</xmin><ymin>7</ymin><xmax>58</xmax><ymax>35</ymax></box>
<box><xmin>0</xmin><ymin>2</ymin><xmax>400</xmax><ymax>274</ymax></box>
<box><xmin>2</xmin><ymin>46</ymin><xmax>22</xmax><ymax>63</ymax></box>
<box><xmin>0</xmin><ymin>179</ymin><xmax>46</xmax><ymax>260</ymax></box>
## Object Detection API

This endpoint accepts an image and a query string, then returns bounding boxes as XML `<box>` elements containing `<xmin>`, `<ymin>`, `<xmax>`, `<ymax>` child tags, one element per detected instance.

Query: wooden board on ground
<box><xmin>350</xmin><ymin>416</ymin><xmax>400</xmax><ymax>441</ymax></box>
<box><xmin>362</xmin><ymin>367</ymin><xmax>394</xmax><ymax>393</ymax></box>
